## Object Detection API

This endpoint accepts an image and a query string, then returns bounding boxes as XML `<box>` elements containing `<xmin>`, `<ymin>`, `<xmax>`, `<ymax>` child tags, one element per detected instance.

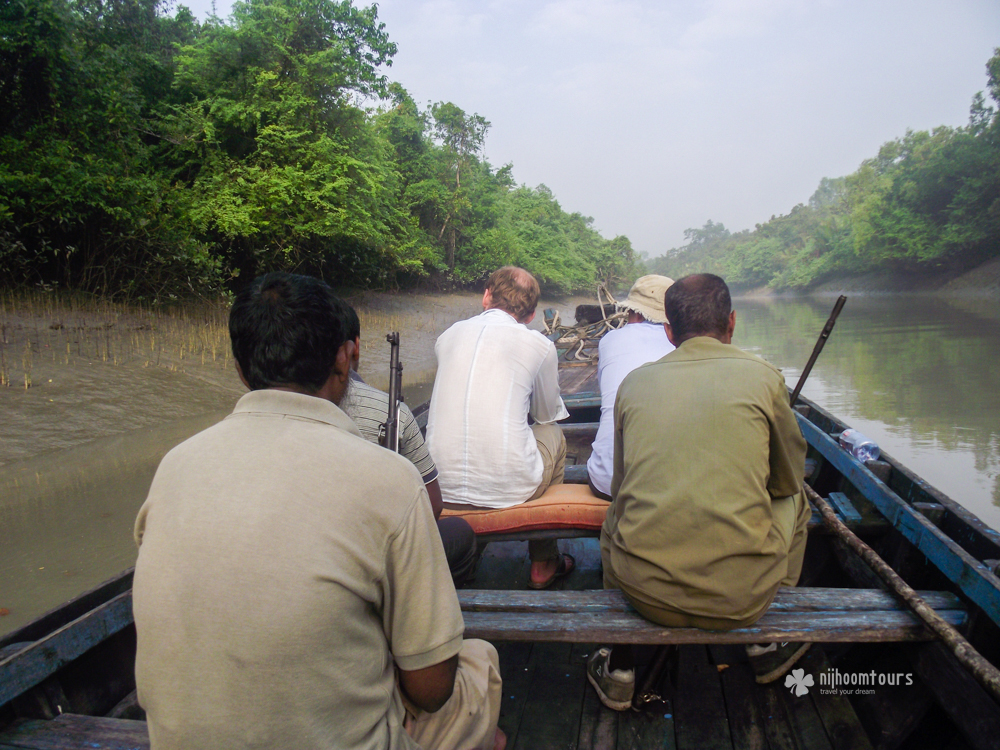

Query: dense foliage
<box><xmin>0</xmin><ymin>0</ymin><xmax>638</xmax><ymax>298</ymax></box>
<box><xmin>649</xmin><ymin>49</ymin><xmax>1000</xmax><ymax>291</ymax></box>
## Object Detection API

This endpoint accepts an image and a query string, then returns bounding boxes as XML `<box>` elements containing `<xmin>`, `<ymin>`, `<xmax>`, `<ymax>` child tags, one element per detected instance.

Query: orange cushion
<box><xmin>440</xmin><ymin>483</ymin><xmax>611</xmax><ymax>535</ymax></box>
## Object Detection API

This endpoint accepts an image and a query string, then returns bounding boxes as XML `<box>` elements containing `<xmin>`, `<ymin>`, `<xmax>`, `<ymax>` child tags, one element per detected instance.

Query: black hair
<box><xmin>663</xmin><ymin>274</ymin><xmax>732</xmax><ymax>342</ymax></box>
<box><xmin>229</xmin><ymin>273</ymin><xmax>351</xmax><ymax>392</ymax></box>
<box><xmin>345</xmin><ymin>303</ymin><xmax>361</xmax><ymax>342</ymax></box>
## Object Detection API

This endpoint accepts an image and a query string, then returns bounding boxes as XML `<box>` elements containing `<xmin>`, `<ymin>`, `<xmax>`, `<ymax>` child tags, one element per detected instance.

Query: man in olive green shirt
<box><xmin>589</xmin><ymin>274</ymin><xmax>810</xmax><ymax>710</ymax></box>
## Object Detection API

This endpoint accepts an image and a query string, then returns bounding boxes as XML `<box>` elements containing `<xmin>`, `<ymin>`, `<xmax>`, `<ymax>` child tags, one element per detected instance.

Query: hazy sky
<box><xmin>180</xmin><ymin>0</ymin><xmax>1000</xmax><ymax>258</ymax></box>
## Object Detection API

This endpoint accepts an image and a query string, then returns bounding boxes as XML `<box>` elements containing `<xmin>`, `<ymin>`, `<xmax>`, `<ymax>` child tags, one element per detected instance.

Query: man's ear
<box><xmin>235</xmin><ymin>360</ymin><xmax>251</xmax><ymax>390</ymax></box>
<box><xmin>482</xmin><ymin>288</ymin><xmax>493</xmax><ymax>310</ymax></box>
<box><xmin>350</xmin><ymin>336</ymin><xmax>361</xmax><ymax>371</ymax></box>
<box><xmin>335</xmin><ymin>339</ymin><xmax>355</xmax><ymax>378</ymax></box>
<box><xmin>664</xmin><ymin>322</ymin><xmax>679</xmax><ymax>347</ymax></box>
<box><xmin>523</xmin><ymin>310</ymin><xmax>536</xmax><ymax>325</ymax></box>
<box><xmin>726</xmin><ymin>310</ymin><xmax>736</xmax><ymax>341</ymax></box>
<box><xmin>319</xmin><ymin>339</ymin><xmax>355</xmax><ymax>405</ymax></box>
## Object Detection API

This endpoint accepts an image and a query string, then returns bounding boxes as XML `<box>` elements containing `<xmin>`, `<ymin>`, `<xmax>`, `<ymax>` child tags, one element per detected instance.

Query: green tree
<box><xmin>0</xmin><ymin>0</ymin><xmax>636</xmax><ymax>297</ymax></box>
<box><xmin>428</xmin><ymin>101</ymin><xmax>490</xmax><ymax>272</ymax></box>
<box><xmin>0</xmin><ymin>0</ymin><xmax>215</xmax><ymax>297</ymax></box>
<box><xmin>157</xmin><ymin>0</ymin><xmax>415</xmax><ymax>285</ymax></box>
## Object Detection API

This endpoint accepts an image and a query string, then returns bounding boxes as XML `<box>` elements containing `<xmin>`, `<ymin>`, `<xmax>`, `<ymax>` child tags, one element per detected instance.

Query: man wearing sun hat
<box><xmin>586</xmin><ymin>274</ymin><xmax>676</xmax><ymax>500</ymax></box>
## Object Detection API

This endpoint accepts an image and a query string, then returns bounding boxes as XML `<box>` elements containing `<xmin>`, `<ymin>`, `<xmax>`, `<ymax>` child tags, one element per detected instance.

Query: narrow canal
<box><xmin>1</xmin><ymin>291</ymin><xmax>998</xmax><ymax>636</ymax></box>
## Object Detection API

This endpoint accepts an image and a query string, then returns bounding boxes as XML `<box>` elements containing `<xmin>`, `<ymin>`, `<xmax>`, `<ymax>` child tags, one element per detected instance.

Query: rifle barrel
<box><xmin>384</xmin><ymin>332</ymin><xmax>402</xmax><ymax>453</ymax></box>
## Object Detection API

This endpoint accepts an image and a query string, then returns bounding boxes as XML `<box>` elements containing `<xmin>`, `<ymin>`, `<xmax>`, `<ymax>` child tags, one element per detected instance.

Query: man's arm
<box><xmin>529</xmin><ymin>343</ymin><xmax>570</xmax><ymax>424</ymax></box>
<box><xmin>610</xmin><ymin>387</ymin><xmax>626</xmax><ymax>501</ymax></box>
<box><xmin>767</xmin><ymin>373</ymin><xmax>808</xmax><ymax>498</ymax></box>
<box><xmin>383</xmin><ymin>484</ymin><xmax>465</xmax><ymax>715</ymax></box>
<box><xmin>398</xmin><ymin>654</ymin><xmax>459</xmax><ymax>713</ymax></box>
<box><xmin>398</xmin><ymin>403</ymin><xmax>442</xmax><ymax>518</ymax></box>
<box><xmin>426</xmin><ymin>477</ymin><xmax>443</xmax><ymax>520</ymax></box>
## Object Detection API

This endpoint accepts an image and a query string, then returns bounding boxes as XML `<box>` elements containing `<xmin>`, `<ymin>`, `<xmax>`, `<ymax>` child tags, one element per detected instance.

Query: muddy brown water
<box><xmin>1</xmin><ymin>291</ymin><xmax>999</xmax><ymax>636</ymax></box>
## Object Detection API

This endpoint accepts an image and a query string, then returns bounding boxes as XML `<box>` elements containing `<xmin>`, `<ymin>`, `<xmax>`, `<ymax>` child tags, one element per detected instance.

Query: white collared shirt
<box><xmin>427</xmin><ymin>308</ymin><xmax>569</xmax><ymax>508</ymax></box>
<box><xmin>587</xmin><ymin>321</ymin><xmax>674</xmax><ymax>496</ymax></box>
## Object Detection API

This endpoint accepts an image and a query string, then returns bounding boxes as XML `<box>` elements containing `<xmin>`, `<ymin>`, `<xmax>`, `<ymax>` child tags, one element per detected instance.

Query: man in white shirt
<box><xmin>427</xmin><ymin>266</ymin><xmax>572</xmax><ymax>589</ymax></box>
<box><xmin>587</xmin><ymin>275</ymin><xmax>675</xmax><ymax>500</ymax></box>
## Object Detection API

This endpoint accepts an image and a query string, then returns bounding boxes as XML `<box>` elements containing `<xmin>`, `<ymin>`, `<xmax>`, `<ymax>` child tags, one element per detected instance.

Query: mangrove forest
<box><xmin>0</xmin><ymin>0</ymin><xmax>640</xmax><ymax>298</ymax></box>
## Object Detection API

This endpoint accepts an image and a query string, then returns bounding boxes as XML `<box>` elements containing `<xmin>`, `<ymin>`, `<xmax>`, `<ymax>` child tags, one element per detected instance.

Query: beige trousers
<box><xmin>526</xmin><ymin>423</ymin><xmax>567</xmax><ymax>562</ymax></box>
<box><xmin>527</xmin><ymin>423</ymin><xmax>567</xmax><ymax>500</ymax></box>
<box><xmin>404</xmin><ymin>639</ymin><xmax>502</xmax><ymax>750</ymax></box>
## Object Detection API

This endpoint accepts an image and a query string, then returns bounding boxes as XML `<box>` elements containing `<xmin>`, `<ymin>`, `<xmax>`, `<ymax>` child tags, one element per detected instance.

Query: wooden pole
<box><xmin>789</xmin><ymin>295</ymin><xmax>847</xmax><ymax>406</ymax></box>
<box><xmin>633</xmin><ymin>645</ymin><xmax>674</xmax><ymax>710</ymax></box>
<box><xmin>805</xmin><ymin>484</ymin><xmax>1000</xmax><ymax>704</ymax></box>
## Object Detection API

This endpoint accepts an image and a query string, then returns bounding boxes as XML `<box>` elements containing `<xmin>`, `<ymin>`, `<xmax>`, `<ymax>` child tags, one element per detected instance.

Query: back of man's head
<box><xmin>485</xmin><ymin>266</ymin><xmax>540</xmax><ymax>322</ymax></box>
<box><xmin>663</xmin><ymin>274</ymin><xmax>732</xmax><ymax>343</ymax></box>
<box><xmin>230</xmin><ymin>273</ymin><xmax>350</xmax><ymax>392</ymax></box>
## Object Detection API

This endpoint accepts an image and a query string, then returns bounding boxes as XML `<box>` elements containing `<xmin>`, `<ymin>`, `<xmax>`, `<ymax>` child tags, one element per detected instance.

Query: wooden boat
<box><xmin>3</xmin><ymin>333</ymin><xmax>1000</xmax><ymax>749</ymax></box>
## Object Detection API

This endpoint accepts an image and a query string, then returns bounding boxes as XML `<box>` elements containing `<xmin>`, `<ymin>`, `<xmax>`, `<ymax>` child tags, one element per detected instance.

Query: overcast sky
<box><xmin>180</xmin><ymin>0</ymin><xmax>1000</xmax><ymax>258</ymax></box>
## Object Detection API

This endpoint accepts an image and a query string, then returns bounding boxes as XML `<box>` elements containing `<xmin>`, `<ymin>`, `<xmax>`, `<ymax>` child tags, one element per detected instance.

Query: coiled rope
<box><xmin>543</xmin><ymin>284</ymin><xmax>628</xmax><ymax>362</ymax></box>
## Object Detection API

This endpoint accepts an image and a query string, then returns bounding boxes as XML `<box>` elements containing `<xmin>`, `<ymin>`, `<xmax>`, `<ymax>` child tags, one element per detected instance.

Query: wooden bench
<box><xmin>0</xmin><ymin>713</ymin><xmax>149</xmax><ymax>750</ymax></box>
<box><xmin>458</xmin><ymin>587</ymin><xmax>967</xmax><ymax>644</ymax></box>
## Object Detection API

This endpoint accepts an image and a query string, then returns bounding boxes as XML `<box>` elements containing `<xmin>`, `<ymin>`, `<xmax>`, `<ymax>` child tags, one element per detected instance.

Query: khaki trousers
<box><xmin>526</xmin><ymin>423</ymin><xmax>566</xmax><ymax>562</ymax></box>
<box><xmin>404</xmin><ymin>639</ymin><xmax>502</xmax><ymax>750</ymax></box>
<box><xmin>603</xmin><ymin>489</ymin><xmax>811</xmax><ymax>631</ymax></box>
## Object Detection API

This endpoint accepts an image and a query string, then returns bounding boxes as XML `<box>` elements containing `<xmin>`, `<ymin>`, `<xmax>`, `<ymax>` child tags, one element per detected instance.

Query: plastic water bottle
<box><xmin>839</xmin><ymin>429</ymin><xmax>881</xmax><ymax>463</ymax></box>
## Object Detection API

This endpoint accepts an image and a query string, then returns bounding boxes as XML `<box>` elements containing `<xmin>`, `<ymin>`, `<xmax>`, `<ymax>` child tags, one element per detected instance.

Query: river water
<box><xmin>1</xmin><ymin>292</ymin><xmax>998</xmax><ymax>636</ymax></box>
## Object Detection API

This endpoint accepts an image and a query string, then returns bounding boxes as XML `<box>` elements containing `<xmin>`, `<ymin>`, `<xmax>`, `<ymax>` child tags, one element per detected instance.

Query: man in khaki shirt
<box><xmin>589</xmin><ymin>274</ymin><xmax>810</xmax><ymax>710</ymax></box>
<box><xmin>133</xmin><ymin>273</ymin><xmax>503</xmax><ymax>750</ymax></box>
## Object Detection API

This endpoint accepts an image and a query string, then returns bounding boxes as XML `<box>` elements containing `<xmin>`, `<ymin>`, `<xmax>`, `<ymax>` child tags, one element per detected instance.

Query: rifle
<box><xmin>380</xmin><ymin>332</ymin><xmax>404</xmax><ymax>453</ymax></box>
<box><xmin>789</xmin><ymin>295</ymin><xmax>847</xmax><ymax>406</ymax></box>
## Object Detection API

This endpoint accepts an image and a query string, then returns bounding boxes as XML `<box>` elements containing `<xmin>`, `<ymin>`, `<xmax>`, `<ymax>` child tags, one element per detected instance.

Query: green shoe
<box><xmin>586</xmin><ymin>648</ymin><xmax>635</xmax><ymax>711</ymax></box>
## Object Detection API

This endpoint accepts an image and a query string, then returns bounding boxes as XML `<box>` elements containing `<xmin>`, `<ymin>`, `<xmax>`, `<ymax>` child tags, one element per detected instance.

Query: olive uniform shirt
<box><xmin>600</xmin><ymin>336</ymin><xmax>808</xmax><ymax>628</ymax></box>
<box><xmin>133</xmin><ymin>389</ymin><xmax>463</xmax><ymax>750</ymax></box>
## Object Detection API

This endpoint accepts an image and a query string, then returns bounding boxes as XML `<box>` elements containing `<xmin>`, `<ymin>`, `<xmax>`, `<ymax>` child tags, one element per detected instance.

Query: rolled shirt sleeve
<box><xmin>529</xmin><ymin>343</ymin><xmax>569</xmax><ymax>424</ymax></box>
<box><xmin>382</xmin><ymin>486</ymin><xmax>464</xmax><ymax>672</ymax></box>
<box><xmin>399</xmin><ymin>403</ymin><xmax>439</xmax><ymax>484</ymax></box>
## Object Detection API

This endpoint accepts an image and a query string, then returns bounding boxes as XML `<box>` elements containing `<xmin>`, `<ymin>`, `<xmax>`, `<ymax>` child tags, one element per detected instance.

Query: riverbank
<box><xmin>0</xmin><ymin>288</ymin><xmax>593</xmax><ymax>465</ymax></box>
<box><xmin>734</xmin><ymin>255</ymin><xmax>1000</xmax><ymax>297</ymax></box>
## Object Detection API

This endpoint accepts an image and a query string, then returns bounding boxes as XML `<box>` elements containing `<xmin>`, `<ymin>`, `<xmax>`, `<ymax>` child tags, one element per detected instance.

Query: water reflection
<box><xmin>735</xmin><ymin>295</ymin><xmax>1000</xmax><ymax>529</ymax></box>
<box><xmin>0</xmin><ymin>412</ymin><xmax>227</xmax><ymax>636</ymax></box>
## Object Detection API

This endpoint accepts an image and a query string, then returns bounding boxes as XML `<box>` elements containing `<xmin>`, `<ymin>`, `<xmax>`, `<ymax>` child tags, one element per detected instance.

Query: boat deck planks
<box><xmin>797</xmin><ymin>648</ymin><xmax>875</xmax><ymax>750</ymax></box>
<box><xmin>478</xmin><ymin>538</ymin><xmax>875</xmax><ymax>750</ymax></box>
<box><xmin>558</xmin><ymin>362</ymin><xmax>599</xmax><ymax>397</ymax></box>
<box><xmin>510</xmin><ymin>643</ymin><xmax>587</xmax><ymax>750</ymax></box>
<box><xmin>0</xmin><ymin>714</ymin><xmax>149</xmax><ymax>750</ymax></box>
<box><xmin>711</xmin><ymin>644</ymin><xmax>769</xmax><ymax>750</ymax></box>
<box><xmin>674</xmin><ymin>645</ymin><xmax>732</xmax><ymax>750</ymax></box>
